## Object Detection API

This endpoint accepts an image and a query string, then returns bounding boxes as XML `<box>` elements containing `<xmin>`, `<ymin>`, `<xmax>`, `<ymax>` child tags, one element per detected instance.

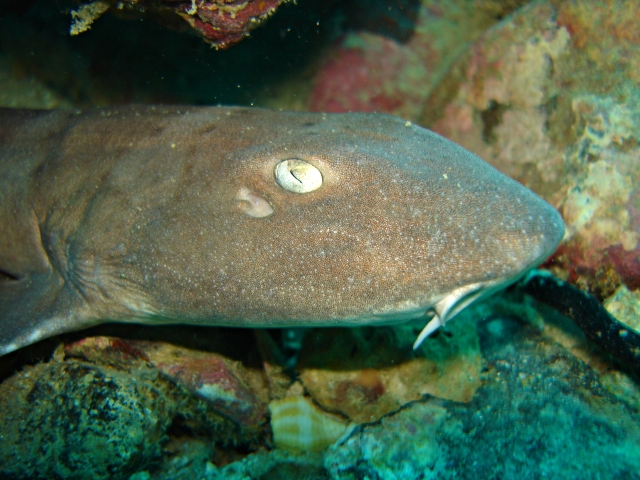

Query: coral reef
<box><xmin>1</xmin><ymin>293</ymin><xmax>639</xmax><ymax>478</ymax></box>
<box><xmin>325</xmin><ymin>401</ymin><xmax>448</xmax><ymax>479</ymax></box>
<box><xmin>1</xmin><ymin>0</ymin><xmax>640</xmax><ymax>478</ymax></box>
<box><xmin>69</xmin><ymin>1</ymin><xmax>109</xmax><ymax>35</ymax></box>
<box><xmin>0</xmin><ymin>55</ymin><xmax>72</xmax><ymax>109</ymax></box>
<box><xmin>308</xmin><ymin>0</ymin><xmax>531</xmax><ymax>119</ymax></box>
<box><xmin>174</xmin><ymin>0</ymin><xmax>287</xmax><ymax>49</ymax></box>
<box><xmin>309</xmin><ymin>32</ymin><xmax>428</xmax><ymax>119</ymax></box>
<box><xmin>65</xmin><ymin>335</ymin><xmax>268</xmax><ymax>437</ymax></box>
<box><xmin>604</xmin><ymin>285</ymin><xmax>640</xmax><ymax>333</ymax></box>
<box><xmin>48</xmin><ymin>293</ymin><xmax>636</xmax><ymax>480</ymax></box>
<box><xmin>418</xmin><ymin>0</ymin><xmax>640</xmax><ymax>300</ymax></box>
<box><xmin>70</xmin><ymin>0</ymin><xmax>288</xmax><ymax>49</ymax></box>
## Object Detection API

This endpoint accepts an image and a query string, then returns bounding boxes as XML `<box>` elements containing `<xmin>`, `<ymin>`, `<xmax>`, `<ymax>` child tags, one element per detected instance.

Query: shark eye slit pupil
<box><xmin>289</xmin><ymin>170</ymin><xmax>303</xmax><ymax>184</ymax></box>
<box><xmin>275</xmin><ymin>159</ymin><xmax>323</xmax><ymax>193</ymax></box>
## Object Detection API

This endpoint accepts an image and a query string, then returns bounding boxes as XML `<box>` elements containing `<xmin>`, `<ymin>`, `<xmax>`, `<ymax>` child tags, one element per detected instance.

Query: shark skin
<box><xmin>0</xmin><ymin>106</ymin><xmax>564</xmax><ymax>355</ymax></box>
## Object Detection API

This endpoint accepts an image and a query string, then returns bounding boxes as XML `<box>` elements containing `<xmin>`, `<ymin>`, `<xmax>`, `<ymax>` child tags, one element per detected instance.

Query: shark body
<box><xmin>0</xmin><ymin>106</ymin><xmax>564</xmax><ymax>355</ymax></box>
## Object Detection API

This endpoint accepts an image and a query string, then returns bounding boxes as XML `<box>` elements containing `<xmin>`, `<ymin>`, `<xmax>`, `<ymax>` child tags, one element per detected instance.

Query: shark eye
<box><xmin>275</xmin><ymin>159</ymin><xmax>323</xmax><ymax>193</ymax></box>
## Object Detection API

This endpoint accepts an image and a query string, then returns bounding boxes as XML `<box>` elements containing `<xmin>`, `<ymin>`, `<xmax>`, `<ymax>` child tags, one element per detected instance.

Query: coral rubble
<box><xmin>70</xmin><ymin>0</ymin><xmax>288</xmax><ymax>49</ymax></box>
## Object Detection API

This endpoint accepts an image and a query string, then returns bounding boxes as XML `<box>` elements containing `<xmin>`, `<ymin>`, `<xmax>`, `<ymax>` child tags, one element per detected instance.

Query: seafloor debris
<box><xmin>69</xmin><ymin>0</ymin><xmax>288</xmax><ymax>48</ymax></box>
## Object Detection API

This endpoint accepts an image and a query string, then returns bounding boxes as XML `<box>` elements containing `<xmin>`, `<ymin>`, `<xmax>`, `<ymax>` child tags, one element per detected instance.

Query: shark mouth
<box><xmin>412</xmin><ymin>274</ymin><xmax>524</xmax><ymax>350</ymax></box>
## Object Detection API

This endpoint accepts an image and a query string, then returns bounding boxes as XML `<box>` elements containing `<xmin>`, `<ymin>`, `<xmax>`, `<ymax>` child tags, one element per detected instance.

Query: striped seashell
<box><xmin>269</xmin><ymin>396</ymin><xmax>355</xmax><ymax>452</ymax></box>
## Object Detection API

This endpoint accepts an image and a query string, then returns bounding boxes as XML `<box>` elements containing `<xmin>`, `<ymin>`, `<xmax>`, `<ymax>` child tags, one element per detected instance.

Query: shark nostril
<box><xmin>236</xmin><ymin>187</ymin><xmax>274</xmax><ymax>218</ymax></box>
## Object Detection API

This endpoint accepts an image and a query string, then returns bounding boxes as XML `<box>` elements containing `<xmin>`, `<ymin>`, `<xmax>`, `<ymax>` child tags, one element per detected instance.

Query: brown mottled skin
<box><xmin>0</xmin><ymin>106</ymin><xmax>564</xmax><ymax>355</ymax></box>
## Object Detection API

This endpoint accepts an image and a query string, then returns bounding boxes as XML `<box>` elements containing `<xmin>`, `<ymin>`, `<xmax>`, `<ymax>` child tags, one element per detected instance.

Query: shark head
<box><xmin>164</xmin><ymin>109</ymin><xmax>565</xmax><ymax>345</ymax></box>
<box><xmin>0</xmin><ymin>107</ymin><xmax>564</xmax><ymax>354</ymax></box>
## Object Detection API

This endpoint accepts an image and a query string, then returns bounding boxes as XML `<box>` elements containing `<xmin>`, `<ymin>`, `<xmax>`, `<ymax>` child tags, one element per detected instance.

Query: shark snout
<box><xmin>514</xmin><ymin>198</ymin><xmax>565</xmax><ymax>272</ymax></box>
<box><xmin>411</xmin><ymin>188</ymin><xmax>565</xmax><ymax>350</ymax></box>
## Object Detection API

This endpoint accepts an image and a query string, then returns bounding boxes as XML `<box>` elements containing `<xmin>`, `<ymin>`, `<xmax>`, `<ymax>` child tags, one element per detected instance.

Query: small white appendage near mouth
<box><xmin>412</xmin><ymin>313</ymin><xmax>443</xmax><ymax>350</ymax></box>
<box><xmin>413</xmin><ymin>283</ymin><xmax>485</xmax><ymax>350</ymax></box>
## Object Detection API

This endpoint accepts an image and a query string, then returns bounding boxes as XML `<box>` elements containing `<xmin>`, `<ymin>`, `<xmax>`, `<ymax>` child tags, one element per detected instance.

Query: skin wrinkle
<box><xmin>0</xmin><ymin>106</ymin><xmax>564</xmax><ymax>355</ymax></box>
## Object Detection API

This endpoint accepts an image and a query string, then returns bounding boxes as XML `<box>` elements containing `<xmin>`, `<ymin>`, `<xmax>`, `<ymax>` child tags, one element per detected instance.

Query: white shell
<box><xmin>269</xmin><ymin>396</ymin><xmax>354</xmax><ymax>452</ymax></box>
<box><xmin>274</xmin><ymin>159</ymin><xmax>323</xmax><ymax>193</ymax></box>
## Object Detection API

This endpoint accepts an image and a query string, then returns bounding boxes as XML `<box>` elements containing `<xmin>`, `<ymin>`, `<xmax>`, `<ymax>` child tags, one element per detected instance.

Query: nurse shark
<box><xmin>0</xmin><ymin>106</ymin><xmax>564</xmax><ymax>355</ymax></box>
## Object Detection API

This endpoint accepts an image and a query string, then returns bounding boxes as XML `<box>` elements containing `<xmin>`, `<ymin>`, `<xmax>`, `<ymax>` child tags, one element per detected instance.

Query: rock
<box><xmin>296</xmin><ymin>312</ymin><xmax>482</xmax><ymax>424</ymax></box>
<box><xmin>324</xmin><ymin>401</ymin><xmax>449</xmax><ymax>479</ymax></box>
<box><xmin>308</xmin><ymin>0</ymin><xmax>531</xmax><ymax>119</ymax></box>
<box><xmin>419</xmin><ymin>0</ymin><xmax>640</xmax><ymax>298</ymax></box>
<box><xmin>603</xmin><ymin>284</ymin><xmax>640</xmax><ymax>333</ymax></box>
<box><xmin>69</xmin><ymin>0</ymin><xmax>289</xmax><ymax>49</ymax></box>
<box><xmin>323</xmin><ymin>296</ymin><xmax>640</xmax><ymax>480</ymax></box>
<box><xmin>0</xmin><ymin>360</ymin><xmax>174</xmax><ymax>479</ymax></box>
<box><xmin>66</xmin><ymin>335</ymin><xmax>268</xmax><ymax>440</ymax></box>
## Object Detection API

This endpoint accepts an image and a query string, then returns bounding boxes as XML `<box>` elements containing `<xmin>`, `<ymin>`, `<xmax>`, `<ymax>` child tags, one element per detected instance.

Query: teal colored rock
<box><xmin>322</xmin><ymin>303</ymin><xmax>640</xmax><ymax>480</ymax></box>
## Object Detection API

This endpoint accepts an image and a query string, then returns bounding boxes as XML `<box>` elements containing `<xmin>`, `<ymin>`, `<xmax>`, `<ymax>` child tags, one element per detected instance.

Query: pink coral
<box><xmin>309</xmin><ymin>32</ymin><xmax>428</xmax><ymax>120</ymax></box>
